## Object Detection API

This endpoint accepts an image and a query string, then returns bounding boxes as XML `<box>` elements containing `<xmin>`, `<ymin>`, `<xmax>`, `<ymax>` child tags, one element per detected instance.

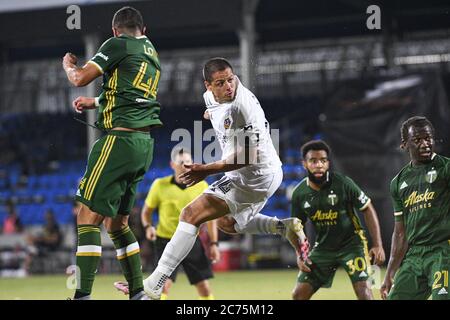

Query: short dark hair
<box><xmin>301</xmin><ymin>140</ymin><xmax>331</xmax><ymax>159</ymax></box>
<box><xmin>112</xmin><ymin>6</ymin><xmax>144</xmax><ymax>31</ymax></box>
<box><xmin>203</xmin><ymin>57</ymin><xmax>233</xmax><ymax>82</ymax></box>
<box><xmin>400</xmin><ymin>116</ymin><xmax>435</xmax><ymax>143</ymax></box>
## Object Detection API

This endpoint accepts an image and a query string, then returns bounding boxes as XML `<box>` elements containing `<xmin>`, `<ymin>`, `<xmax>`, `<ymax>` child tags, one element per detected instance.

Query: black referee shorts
<box><xmin>155</xmin><ymin>236</ymin><xmax>214</xmax><ymax>285</ymax></box>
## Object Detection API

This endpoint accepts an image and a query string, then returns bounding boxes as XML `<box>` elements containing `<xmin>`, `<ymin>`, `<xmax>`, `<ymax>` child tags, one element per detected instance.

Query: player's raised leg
<box><xmin>143</xmin><ymin>193</ymin><xmax>229</xmax><ymax>299</ymax></box>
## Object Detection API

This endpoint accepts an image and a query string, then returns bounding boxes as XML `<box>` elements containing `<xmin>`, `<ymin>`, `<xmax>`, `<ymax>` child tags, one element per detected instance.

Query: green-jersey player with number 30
<box><xmin>291</xmin><ymin>140</ymin><xmax>385</xmax><ymax>300</ymax></box>
<box><xmin>62</xmin><ymin>6</ymin><xmax>162</xmax><ymax>300</ymax></box>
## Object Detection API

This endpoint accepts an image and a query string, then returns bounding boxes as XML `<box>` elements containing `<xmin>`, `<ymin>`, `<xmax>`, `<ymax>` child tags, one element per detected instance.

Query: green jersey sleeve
<box><xmin>291</xmin><ymin>186</ymin><xmax>307</xmax><ymax>224</ymax></box>
<box><xmin>389</xmin><ymin>177</ymin><xmax>404</xmax><ymax>222</ymax></box>
<box><xmin>88</xmin><ymin>37</ymin><xmax>126</xmax><ymax>74</ymax></box>
<box><xmin>344</xmin><ymin>176</ymin><xmax>371</xmax><ymax>211</ymax></box>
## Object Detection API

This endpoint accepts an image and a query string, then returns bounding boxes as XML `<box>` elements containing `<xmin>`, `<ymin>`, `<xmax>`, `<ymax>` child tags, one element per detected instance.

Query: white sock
<box><xmin>155</xmin><ymin>221</ymin><xmax>198</xmax><ymax>276</ymax></box>
<box><xmin>234</xmin><ymin>214</ymin><xmax>280</xmax><ymax>235</ymax></box>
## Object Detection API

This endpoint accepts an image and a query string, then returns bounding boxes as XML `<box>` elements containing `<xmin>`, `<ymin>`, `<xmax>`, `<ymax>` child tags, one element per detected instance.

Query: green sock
<box><xmin>109</xmin><ymin>226</ymin><xmax>143</xmax><ymax>297</ymax></box>
<box><xmin>75</xmin><ymin>224</ymin><xmax>102</xmax><ymax>298</ymax></box>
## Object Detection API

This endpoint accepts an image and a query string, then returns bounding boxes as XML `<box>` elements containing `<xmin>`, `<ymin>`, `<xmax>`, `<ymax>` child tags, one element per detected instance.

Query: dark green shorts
<box><xmin>298</xmin><ymin>243</ymin><xmax>371</xmax><ymax>292</ymax></box>
<box><xmin>76</xmin><ymin>130</ymin><xmax>154</xmax><ymax>218</ymax></box>
<box><xmin>388</xmin><ymin>240</ymin><xmax>450</xmax><ymax>300</ymax></box>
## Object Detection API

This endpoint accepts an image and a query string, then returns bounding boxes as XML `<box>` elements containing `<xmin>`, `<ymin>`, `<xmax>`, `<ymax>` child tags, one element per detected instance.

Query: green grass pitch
<box><xmin>0</xmin><ymin>268</ymin><xmax>384</xmax><ymax>300</ymax></box>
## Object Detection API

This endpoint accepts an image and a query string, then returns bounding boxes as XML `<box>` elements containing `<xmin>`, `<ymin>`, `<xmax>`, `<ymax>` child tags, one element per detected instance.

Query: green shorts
<box><xmin>76</xmin><ymin>130</ymin><xmax>154</xmax><ymax>218</ymax></box>
<box><xmin>388</xmin><ymin>240</ymin><xmax>450</xmax><ymax>300</ymax></box>
<box><xmin>297</xmin><ymin>242</ymin><xmax>371</xmax><ymax>292</ymax></box>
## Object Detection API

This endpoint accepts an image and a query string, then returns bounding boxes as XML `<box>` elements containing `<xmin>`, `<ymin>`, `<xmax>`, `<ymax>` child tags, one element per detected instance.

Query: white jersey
<box><xmin>203</xmin><ymin>77</ymin><xmax>282</xmax><ymax>181</ymax></box>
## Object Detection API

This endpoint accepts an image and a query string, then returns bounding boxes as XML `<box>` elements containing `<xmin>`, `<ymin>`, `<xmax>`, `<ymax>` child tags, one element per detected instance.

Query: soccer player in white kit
<box><xmin>142</xmin><ymin>58</ymin><xmax>309</xmax><ymax>299</ymax></box>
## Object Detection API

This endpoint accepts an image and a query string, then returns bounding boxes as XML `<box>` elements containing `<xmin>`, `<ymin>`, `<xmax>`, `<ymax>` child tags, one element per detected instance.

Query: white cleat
<box><xmin>143</xmin><ymin>271</ymin><xmax>168</xmax><ymax>300</ymax></box>
<box><xmin>278</xmin><ymin>218</ymin><xmax>307</xmax><ymax>247</ymax></box>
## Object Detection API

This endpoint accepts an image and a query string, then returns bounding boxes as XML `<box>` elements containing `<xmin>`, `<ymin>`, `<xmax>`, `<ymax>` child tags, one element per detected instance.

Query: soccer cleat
<box><xmin>143</xmin><ymin>271</ymin><xmax>169</xmax><ymax>300</ymax></box>
<box><xmin>278</xmin><ymin>218</ymin><xmax>309</xmax><ymax>260</ymax></box>
<box><xmin>113</xmin><ymin>281</ymin><xmax>130</xmax><ymax>295</ymax></box>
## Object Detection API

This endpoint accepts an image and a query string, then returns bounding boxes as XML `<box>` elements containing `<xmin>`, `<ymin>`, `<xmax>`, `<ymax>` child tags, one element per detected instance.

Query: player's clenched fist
<box><xmin>63</xmin><ymin>52</ymin><xmax>78</xmax><ymax>66</ymax></box>
<box><xmin>72</xmin><ymin>96</ymin><xmax>96</xmax><ymax>113</ymax></box>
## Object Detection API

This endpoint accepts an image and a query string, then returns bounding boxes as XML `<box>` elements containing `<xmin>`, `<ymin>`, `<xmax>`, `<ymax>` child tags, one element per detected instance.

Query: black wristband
<box><xmin>143</xmin><ymin>224</ymin><xmax>151</xmax><ymax>230</ymax></box>
<box><xmin>210</xmin><ymin>241</ymin><xmax>219</xmax><ymax>246</ymax></box>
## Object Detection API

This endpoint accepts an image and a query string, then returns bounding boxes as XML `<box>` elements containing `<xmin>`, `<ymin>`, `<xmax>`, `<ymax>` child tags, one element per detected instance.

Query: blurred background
<box><xmin>0</xmin><ymin>0</ymin><xmax>449</xmax><ymax>288</ymax></box>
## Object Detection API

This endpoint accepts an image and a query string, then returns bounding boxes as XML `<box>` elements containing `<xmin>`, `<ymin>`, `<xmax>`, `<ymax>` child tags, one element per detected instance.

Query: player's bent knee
<box><xmin>179</xmin><ymin>205</ymin><xmax>200</xmax><ymax>226</ymax></box>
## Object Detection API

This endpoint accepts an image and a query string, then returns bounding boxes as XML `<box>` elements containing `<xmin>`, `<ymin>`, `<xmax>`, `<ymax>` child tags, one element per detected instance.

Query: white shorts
<box><xmin>204</xmin><ymin>167</ymin><xmax>283</xmax><ymax>229</ymax></box>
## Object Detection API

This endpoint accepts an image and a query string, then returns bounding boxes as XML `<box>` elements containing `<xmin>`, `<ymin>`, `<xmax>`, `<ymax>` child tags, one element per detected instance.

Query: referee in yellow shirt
<box><xmin>115</xmin><ymin>147</ymin><xmax>220</xmax><ymax>299</ymax></box>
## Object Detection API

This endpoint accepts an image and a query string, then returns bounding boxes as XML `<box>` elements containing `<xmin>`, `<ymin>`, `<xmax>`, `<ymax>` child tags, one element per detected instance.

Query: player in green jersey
<box><xmin>62</xmin><ymin>6</ymin><xmax>162</xmax><ymax>300</ymax></box>
<box><xmin>291</xmin><ymin>140</ymin><xmax>385</xmax><ymax>300</ymax></box>
<box><xmin>381</xmin><ymin>116</ymin><xmax>450</xmax><ymax>300</ymax></box>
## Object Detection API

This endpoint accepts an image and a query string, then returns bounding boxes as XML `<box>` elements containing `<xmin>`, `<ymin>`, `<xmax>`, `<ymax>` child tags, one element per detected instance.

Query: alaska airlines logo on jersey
<box><xmin>94</xmin><ymin>52</ymin><xmax>109</xmax><ymax>61</ymax></box>
<box><xmin>311</xmin><ymin>210</ymin><xmax>338</xmax><ymax>222</ymax></box>
<box><xmin>327</xmin><ymin>192</ymin><xmax>338</xmax><ymax>206</ymax></box>
<box><xmin>425</xmin><ymin>169</ymin><xmax>437</xmax><ymax>184</ymax></box>
<box><xmin>404</xmin><ymin>188</ymin><xmax>435</xmax><ymax>208</ymax></box>
<box><xmin>224</xmin><ymin>117</ymin><xmax>231</xmax><ymax>129</ymax></box>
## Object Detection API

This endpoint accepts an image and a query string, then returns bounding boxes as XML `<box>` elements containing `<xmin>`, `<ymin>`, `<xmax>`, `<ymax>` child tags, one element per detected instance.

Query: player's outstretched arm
<box><xmin>362</xmin><ymin>203</ymin><xmax>385</xmax><ymax>266</ymax></box>
<box><xmin>62</xmin><ymin>52</ymin><xmax>102</xmax><ymax>87</ymax></box>
<box><xmin>380</xmin><ymin>220</ymin><xmax>407</xmax><ymax>300</ymax></box>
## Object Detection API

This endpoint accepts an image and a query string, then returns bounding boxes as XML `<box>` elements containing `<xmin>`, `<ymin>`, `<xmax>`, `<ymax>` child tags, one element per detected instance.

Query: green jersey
<box><xmin>291</xmin><ymin>172</ymin><xmax>371</xmax><ymax>250</ymax></box>
<box><xmin>390</xmin><ymin>154</ymin><xmax>450</xmax><ymax>246</ymax></box>
<box><xmin>88</xmin><ymin>34</ymin><xmax>162</xmax><ymax>130</ymax></box>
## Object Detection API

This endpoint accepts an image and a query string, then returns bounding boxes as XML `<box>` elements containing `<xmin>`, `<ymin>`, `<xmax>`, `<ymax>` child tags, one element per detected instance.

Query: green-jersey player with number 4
<box><xmin>291</xmin><ymin>140</ymin><xmax>385</xmax><ymax>300</ymax></box>
<box><xmin>381</xmin><ymin>116</ymin><xmax>450</xmax><ymax>300</ymax></box>
<box><xmin>62</xmin><ymin>6</ymin><xmax>162</xmax><ymax>300</ymax></box>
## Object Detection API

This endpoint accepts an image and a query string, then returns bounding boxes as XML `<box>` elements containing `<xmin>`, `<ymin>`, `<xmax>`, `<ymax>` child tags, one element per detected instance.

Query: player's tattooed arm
<box><xmin>63</xmin><ymin>52</ymin><xmax>101</xmax><ymax>87</ymax></box>
<box><xmin>380</xmin><ymin>220</ymin><xmax>408</xmax><ymax>300</ymax></box>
